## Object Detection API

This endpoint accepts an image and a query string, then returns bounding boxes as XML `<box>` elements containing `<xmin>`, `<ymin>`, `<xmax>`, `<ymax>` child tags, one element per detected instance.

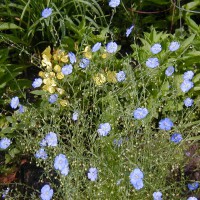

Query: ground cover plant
<box><xmin>0</xmin><ymin>0</ymin><xmax>200</xmax><ymax>200</ymax></box>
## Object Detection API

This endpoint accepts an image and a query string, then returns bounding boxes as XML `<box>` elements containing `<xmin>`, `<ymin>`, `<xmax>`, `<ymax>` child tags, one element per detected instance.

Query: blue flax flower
<box><xmin>183</xmin><ymin>71</ymin><xmax>194</xmax><ymax>80</ymax></box>
<box><xmin>159</xmin><ymin>118</ymin><xmax>174</xmax><ymax>131</ymax></box>
<box><xmin>146</xmin><ymin>57</ymin><xmax>159</xmax><ymax>68</ymax></box>
<box><xmin>68</xmin><ymin>52</ymin><xmax>76</xmax><ymax>64</ymax></box>
<box><xmin>79</xmin><ymin>58</ymin><xmax>90</xmax><ymax>69</ymax></box>
<box><xmin>41</xmin><ymin>8</ymin><xmax>52</xmax><ymax>18</ymax></box>
<box><xmin>188</xmin><ymin>182</ymin><xmax>199</xmax><ymax>191</ymax></box>
<box><xmin>32</xmin><ymin>78</ymin><xmax>43</xmax><ymax>88</ymax></box>
<box><xmin>40</xmin><ymin>184</ymin><xmax>53</xmax><ymax>200</ymax></box>
<box><xmin>35</xmin><ymin>148</ymin><xmax>48</xmax><ymax>160</ymax></box>
<box><xmin>92</xmin><ymin>42</ymin><xmax>101</xmax><ymax>52</ymax></box>
<box><xmin>97</xmin><ymin>123</ymin><xmax>111</xmax><ymax>136</ymax></box>
<box><xmin>150</xmin><ymin>43</ymin><xmax>162</xmax><ymax>54</ymax></box>
<box><xmin>45</xmin><ymin>132</ymin><xmax>57</xmax><ymax>147</ymax></box>
<box><xmin>126</xmin><ymin>25</ymin><xmax>134</xmax><ymax>37</ymax></box>
<box><xmin>130</xmin><ymin>168</ymin><xmax>144</xmax><ymax>190</ymax></box>
<box><xmin>0</xmin><ymin>138</ymin><xmax>11</xmax><ymax>149</ymax></box>
<box><xmin>87</xmin><ymin>167</ymin><xmax>98</xmax><ymax>181</ymax></box>
<box><xmin>113</xmin><ymin>138</ymin><xmax>123</xmax><ymax>147</ymax></box>
<box><xmin>170</xmin><ymin>133</ymin><xmax>183</xmax><ymax>144</ymax></box>
<box><xmin>187</xmin><ymin>197</ymin><xmax>198</xmax><ymax>200</ymax></box>
<box><xmin>10</xmin><ymin>96</ymin><xmax>19</xmax><ymax>109</ymax></box>
<box><xmin>165</xmin><ymin>66</ymin><xmax>174</xmax><ymax>76</ymax></box>
<box><xmin>18</xmin><ymin>105</ymin><xmax>25</xmax><ymax>113</ymax></box>
<box><xmin>109</xmin><ymin>0</ymin><xmax>120</xmax><ymax>8</ymax></box>
<box><xmin>106</xmin><ymin>41</ymin><xmax>118</xmax><ymax>53</ymax></box>
<box><xmin>62</xmin><ymin>64</ymin><xmax>73</xmax><ymax>75</ymax></box>
<box><xmin>60</xmin><ymin>165</ymin><xmax>70</xmax><ymax>176</ymax></box>
<box><xmin>153</xmin><ymin>191</ymin><xmax>162</xmax><ymax>200</ymax></box>
<box><xmin>40</xmin><ymin>139</ymin><xmax>47</xmax><ymax>147</ymax></box>
<box><xmin>116</xmin><ymin>71</ymin><xmax>126</xmax><ymax>82</ymax></box>
<box><xmin>48</xmin><ymin>94</ymin><xmax>58</xmax><ymax>104</ymax></box>
<box><xmin>54</xmin><ymin>154</ymin><xmax>68</xmax><ymax>171</ymax></box>
<box><xmin>169</xmin><ymin>41</ymin><xmax>180</xmax><ymax>52</ymax></box>
<box><xmin>72</xmin><ymin>111</ymin><xmax>79</xmax><ymax>121</ymax></box>
<box><xmin>180</xmin><ymin>80</ymin><xmax>194</xmax><ymax>93</ymax></box>
<box><xmin>133</xmin><ymin>108</ymin><xmax>148</xmax><ymax>120</ymax></box>
<box><xmin>184</xmin><ymin>98</ymin><xmax>193</xmax><ymax>107</ymax></box>
<box><xmin>2</xmin><ymin>187</ymin><xmax>10</xmax><ymax>198</ymax></box>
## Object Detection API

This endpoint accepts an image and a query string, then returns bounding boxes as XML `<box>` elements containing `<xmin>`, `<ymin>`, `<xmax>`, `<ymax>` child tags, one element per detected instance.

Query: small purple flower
<box><xmin>180</xmin><ymin>80</ymin><xmax>194</xmax><ymax>93</ymax></box>
<box><xmin>109</xmin><ymin>0</ymin><xmax>120</xmax><ymax>8</ymax></box>
<box><xmin>169</xmin><ymin>41</ymin><xmax>180</xmax><ymax>52</ymax></box>
<box><xmin>170</xmin><ymin>133</ymin><xmax>183</xmax><ymax>144</ymax></box>
<box><xmin>79</xmin><ymin>58</ymin><xmax>90</xmax><ymax>69</ymax></box>
<box><xmin>48</xmin><ymin>94</ymin><xmax>58</xmax><ymax>104</ymax></box>
<box><xmin>62</xmin><ymin>64</ymin><xmax>73</xmax><ymax>75</ymax></box>
<box><xmin>159</xmin><ymin>118</ymin><xmax>174</xmax><ymax>131</ymax></box>
<box><xmin>106</xmin><ymin>41</ymin><xmax>118</xmax><ymax>53</ymax></box>
<box><xmin>35</xmin><ymin>148</ymin><xmax>48</xmax><ymax>160</ymax></box>
<box><xmin>116</xmin><ymin>71</ymin><xmax>126</xmax><ymax>82</ymax></box>
<box><xmin>45</xmin><ymin>132</ymin><xmax>57</xmax><ymax>147</ymax></box>
<box><xmin>153</xmin><ymin>191</ymin><xmax>162</xmax><ymax>200</ymax></box>
<box><xmin>68</xmin><ymin>52</ymin><xmax>76</xmax><ymax>64</ymax></box>
<box><xmin>2</xmin><ymin>188</ymin><xmax>10</xmax><ymax>198</ymax></box>
<box><xmin>40</xmin><ymin>184</ymin><xmax>53</xmax><ymax>200</ymax></box>
<box><xmin>87</xmin><ymin>167</ymin><xmax>98</xmax><ymax>181</ymax></box>
<box><xmin>18</xmin><ymin>105</ymin><xmax>25</xmax><ymax>113</ymax></box>
<box><xmin>10</xmin><ymin>96</ymin><xmax>19</xmax><ymax>109</ymax></box>
<box><xmin>165</xmin><ymin>66</ymin><xmax>174</xmax><ymax>76</ymax></box>
<box><xmin>150</xmin><ymin>43</ymin><xmax>162</xmax><ymax>54</ymax></box>
<box><xmin>146</xmin><ymin>58</ymin><xmax>159</xmax><ymax>68</ymax></box>
<box><xmin>97</xmin><ymin>123</ymin><xmax>111</xmax><ymax>136</ymax></box>
<box><xmin>32</xmin><ymin>78</ymin><xmax>43</xmax><ymax>88</ymax></box>
<box><xmin>183</xmin><ymin>71</ymin><xmax>194</xmax><ymax>80</ymax></box>
<box><xmin>184</xmin><ymin>98</ymin><xmax>193</xmax><ymax>107</ymax></box>
<box><xmin>188</xmin><ymin>182</ymin><xmax>199</xmax><ymax>191</ymax></box>
<box><xmin>54</xmin><ymin>154</ymin><xmax>68</xmax><ymax>171</ymax></box>
<box><xmin>92</xmin><ymin>42</ymin><xmax>101</xmax><ymax>52</ymax></box>
<box><xmin>41</xmin><ymin>8</ymin><xmax>52</xmax><ymax>18</ymax></box>
<box><xmin>0</xmin><ymin>138</ymin><xmax>11</xmax><ymax>149</ymax></box>
<box><xmin>72</xmin><ymin>111</ymin><xmax>79</xmax><ymax>121</ymax></box>
<box><xmin>133</xmin><ymin>108</ymin><xmax>148</xmax><ymax>120</ymax></box>
<box><xmin>126</xmin><ymin>25</ymin><xmax>134</xmax><ymax>37</ymax></box>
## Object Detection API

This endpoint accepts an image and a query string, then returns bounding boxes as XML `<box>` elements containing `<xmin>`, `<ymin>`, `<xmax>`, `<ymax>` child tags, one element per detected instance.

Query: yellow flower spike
<box><xmin>56</xmin><ymin>72</ymin><xmax>64</xmax><ymax>80</ymax></box>
<box><xmin>61</xmin><ymin>55</ymin><xmax>69</xmax><ymax>63</ymax></box>
<box><xmin>59</xmin><ymin>99</ymin><xmax>68</xmax><ymax>107</ymax></box>
<box><xmin>54</xmin><ymin>65</ymin><xmax>61</xmax><ymax>73</ymax></box>
<box><xmin>47</xmin><ymin>86</ymin><xmax>56</xmax><ymax>94</ymax></box>
<box><xmin>49</xmin><ymin>72</ymin><xmax>56</xmax><ymax>78</ymax></box>
<box><xmin>93</xmin><ymin>73</ymin><xmax>106</xmax><ymax>86</ymax></box>
<box><xmin>42</xmin><ymin>46</ymin><xmax>52</xmax><ymax>60</ymax></box>
<box><xmin>106</xmin><ymin>71</ymin><xmax>117</xmax><ymax>83</ymax></box>
<box><xmin>56</xmin><ymin>88</ymin><xmax>65</xmax><ymax>95</ymax></box>
<box><xmin>38</xmin><ymin>71</ymin><xmax>45</xmax><ymax>78</ymax></box>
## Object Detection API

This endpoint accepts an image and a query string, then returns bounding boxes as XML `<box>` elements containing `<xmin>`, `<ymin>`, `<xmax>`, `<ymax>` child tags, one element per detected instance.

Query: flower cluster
<box><xmin>87</xmin><ymin>167</ymin><xmax>98</xmax><ymax>181</ymax></box>
<box><xmin>130</xmin><ymin>168</ymin><xmax>144</xmax><ymax>190</ymax></box>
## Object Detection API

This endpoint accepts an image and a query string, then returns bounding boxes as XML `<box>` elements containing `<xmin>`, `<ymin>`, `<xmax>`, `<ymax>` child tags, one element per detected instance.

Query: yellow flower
<box><xmin>106</xmin><ymin>71</ymin><xmax>117</xmax><ymax>83</ymax></box>
<box><xmin>93</xmin><ymin>73</ymin><xmax>106</xmax><ymax>86</ymax></box>
<box><xmin>53</xmin><ymin>49</ymin><xmax>65</xmax><ymax>61</ymax></box>
<box><xmin>38</xmin><ymin>71</ymin><xmax>45</xmax><ymax>78</ymax></box>
<box><xmin>56</xmin><ymin>88</ymin><xmax>65</xmax><ymax>95</ymax></box>
<box><xmin>61</xmin><ymin>55</ymin><xmax>69</xmax><ymax>63</ymax></box>
<box><xmin>43</xmin><ymin>78</ymin><xmax>56</xmax><ymax>86</ymax></box>
<box><xmin>42</xmin><ymin>46</ymin><xmax>52</xmax><ymax>60</ymax></box>
<box><xmin>83</xmin><ymin>46</ymin><xmax>92</xmax><ymax>59</ymax></box>
<box><xmin>49</xmin><ymin>72</ymin><xmax>56</xmax><ymax>78</ymax></box>
<box><xmin>101</xmin><ymin>53</ymin><xmax>107</xmax><ymax>59</ymax></box>
<box><xmin>47</xmin><ymin>86</ymin><xmax>56</xmax><ymax>94</ymax></box>
<box><xmin>42</xmin><ymin>55</ymin><xmax>52</xmax><ymax>67</ymax></box>
<box><xmin>59</xmin><ymin>99</ymin><xmax>68</xmax><ymax>107</ymax></box>
<box><xmin>54</xmin><ymin>65</ymin><xmax>61</xmax><ymax>73</ymax></box>
<box><xmin>56</xmin><ymin>72</ymin><xmax>64</xmax><ymax>80</ymax></box>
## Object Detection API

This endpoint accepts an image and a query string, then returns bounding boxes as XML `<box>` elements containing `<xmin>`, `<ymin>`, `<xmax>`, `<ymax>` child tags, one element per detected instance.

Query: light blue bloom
<box><xmin>150</xmin><ymin>43</ymin><xmax>162</xmax><ymax>54</ymax></box>
<box><xmin>72</xmin><ymin>111</ymin><xmax>79</xmax><ymax>121</ymax></box>
<box><xmin>106</xmin><ymin>41</ymin><xmax>118</xmax><ymax>53</ymax></box>
<box><xmin>48</xmin><ymin>94</ymin><xmax>58</xmax><ymax>104</ymax></box>
<box><xmin>153</xmin><ymin>191</ymin><xmax>162</xmax><ymax>200</ymax></box>
<box><xmin>60</xmin><ymin>165</ymin><xmax>70</xmax><ymax>176</ymax></box>
<box><xmin>165</xmin><ymin>66</ymin><xmax>174</xmax><ymax>76</ymax></box>
<box><xmin>54</xmin><ymin>154</ymin><xmax>68</xmax><ymax>171</ymax></box>
<box><xmin>116</xmin><ymin>71</ymin><xmax>126</xmax><ymax>82</ymax></box>
<box><xmin>170</xmin><ymin>133</ymin><xmax>182</xmax><ymax>144</ymax></box>
<box><xmin>0</xmin><ymin>138</ymin><xmax>11</xmax><ymax>149</ymax></box>
<box><xmin>126</xmin><ymin>25</ymin><xmax>134</xmax><ymax>37</ymax></box>
<box><xmin>169</xmin><ymin>41</ymin><xmax>180</xmax><ymax>52</ymax></box>
<box><xmin>40</xmin><ymin>184</ymin><xmax>53</xmax><ymax>200</ymax></box>
<box><xmin>62</xmin><ymin>64</ymin><xmax>73</xmax><ymax>75</ymax></box>
<box><xmin>109</xmin><ymin>0</ymin><xmax>120</xmax><ymax>8</ymax></box>
<box><xmin>184</xmin><ymin>98</ymin><xmax>193</xmax><ymax>107</ymax></box>
<box><xmin>35</xmin><ymin>148</ymin><xmax>48</xmax><ymax>160</ymax></box>
<box><xmin>10</xmin><ymin>96</ymin><xmax>19</xmax><ymax>109</ymax></box>
<box><xmin>188</xmin><ymin>182</ymin><xmax>199</xmax><ymax>191</ymax></box>
<box><xmin>87</xmin><ymin>167</ymin><xmax>98</xmax><ymax>181</ymax></box>
<box><xmin>41</xmin><ymin>8</ymin><xmax>52</xmax><ymax>18</ymax></box>
<box><xmin>113</xmin><ymin>138</ymin><xmax>123</xmax><ymax>147</ymax></box>
<box><xmin>32</xmin><ymin>78</ymin><xmax>43</xmax><ymax>88</ymax></box>
<box><xmin>133</xmin><ymin>108</ymin><xmax>148</xmax><ymax>120</ymax></box>
<box><xmin>45</xmin><ymin>132</ymin><xmax>57</xmax><ymax>147</ymax></box>
<box><xmin>40</xmin><ymin>139</ymin><xmax>47</xmax><ymax>147</ymax></box>
<box><xmin>187</xmin><ymin>197</ymin><xmax>198</xmax><ymax>200</ymax></box>
<box><xmin>130</xmin><ymin>178</ymin><xmax>144</xmax><ymax>190</ymax></box>
<box><xmin>92</xmin><ymin>42</ymin><xmax>101</xmax><ymax>52</ymax></box>
<box><xmin>159</xmin><ymin>118</ymin><xmax>174</xmax><ymax>131</ymax></box>
<box><xmin>130</xmin><ymin>168</ymin><xmax>144</xmax><ymax>190</ymax></box>
<box><xmin>183</xmin><ymin>71</ymin><xmax>194</xmax><ymax>80</ymax></box>
<box><xmin>68</xmin><ymin>52</ymin><xmax>76</xmax><ymax>64</ymax></box>
<box><xmin>2</xmin><ymin>187</ymin><xmax>10</xmax><ymax>198</ymax></box>
<box><xmin>180</xmin><ymin>80</ymin><xmax>194</xmax><ymax>93</ymax></box>
<box><xmin>79</xmin><ymin>58</ymin><xmax>90</xmax><ymax>69</ymax></box>
<box><xmin>146</xmin><ymin>58</ymin><xmax>159</xmax><ymax>68</ymax></box>
<box><xmin>97</xmin><ymin>123</ymin><xmax>111</xmax><ymax>136</ymax></box>
<box><xmin>18</xmin><ymin>105</ymin><xmax>25</xmax><ymax>113</ymax></box>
